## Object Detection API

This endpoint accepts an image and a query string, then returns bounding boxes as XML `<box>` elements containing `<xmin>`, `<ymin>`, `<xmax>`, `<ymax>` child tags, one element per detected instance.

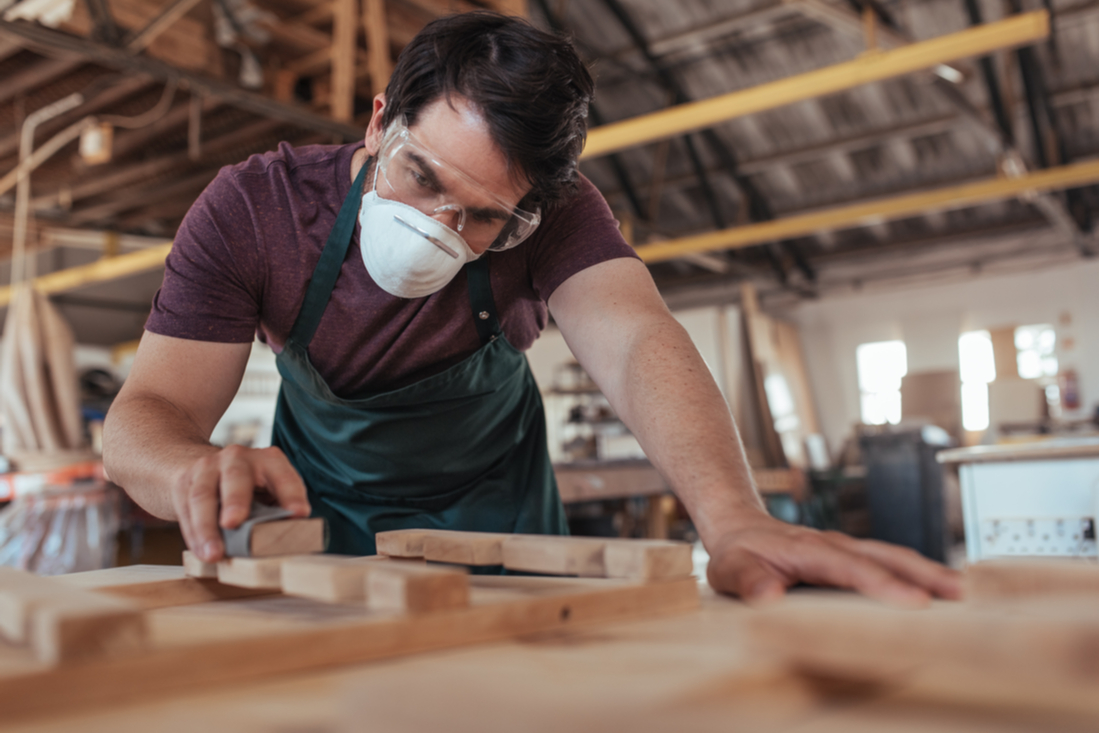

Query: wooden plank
<box><xmin>0</xmin><ymin>577</ymin><xmax>700</xmax><ymax>721</ymax></box>
<box><xmin>375</xmin><ymin>528</ymin><xmax>429</xmax><ymax>557</ymax></box>
<box><xmin>965</xmin><ymin>559</ymin><xmax>1099</xmax><ymax>602</ymax></box>
<box><xmin>216</xmin><ymin>557</ymin><xmax>287</xmax><ymax>590</ymax></box>
<box><xmin>280</xmin><ymin>555</ymin><xmax>395</xmax><ymax>603</ymax></box>
<box><xmin>1</xmin><ymin>567</ymin><xmax>81</xmax><ymax>642</ymax></box>
<box><xmin>603</xmin><ymin>540</ymin><xmax>693</xmax><ymax>581</ymax></box>
<box><xmin>182</xmin><ymin>551</ymin><xmax>218</xmax><ymax>579</ymax></box>
<box><xmin>501</xmin><ymin>535</ymin><xmax>608</xmax><ymax>577</ymax></box>
<box><xmin>420</xmin><ymin>530</ymin><xmax>512</xmax><ymax>565</ymax></box>
<box><xmin>0</xmin><ymin>567</ymin><xmax>146</xmax><ymax>664</ymax></box>
<box><xmin>32</xmin><ymin>597</ymin><xmax>146</xmax><ymax>665</ymax></box>
<box><xmin>376</xmin><ymin>528</ymin><xmax>515</xmax><ymax>565</ymax></box>
<box><xmin>366</xmin><ymin>563</ymin><xmax>470</xmax><ymax>613</ymax></box>
<box><xmin>58</xmin><ymin>565</ymin><xmax>270</xmax><ymax>609</ymax></box>
<box><xmin>249</xmin><ymin>518</ymin><xmax>326</xmax><ymax>557</ymax></box>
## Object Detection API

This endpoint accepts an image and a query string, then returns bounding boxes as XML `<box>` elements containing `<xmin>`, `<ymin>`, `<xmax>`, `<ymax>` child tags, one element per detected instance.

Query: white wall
<box><xmin>785</xmin><ymin>259</ymin><xmax>1099</xmax><ymax>454</ymax></box>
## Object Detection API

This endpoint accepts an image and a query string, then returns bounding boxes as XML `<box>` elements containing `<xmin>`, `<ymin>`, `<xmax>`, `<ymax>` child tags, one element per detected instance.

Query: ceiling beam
<box><xmin>634</xmin><ymin>159</ymin><xmax>1099</xmax><ymax>263</ymax></box>
<box><xmin>126</xmin><ymin>0</ymin><xmax>205</xmax><ymax>53</ymax></box>
<box><xmin>0</xmin><ymin>19</ymin><xmax>363</xmax><ymax>140</ymax></box>
<box><xmin>0</xmin><ymin>243</ymin><xmax>171</xmax><ymax>308</ymax></box>
<box><xmin>0</xmin><ymin>56</ymin><xmax>83</xmax><ymax>106</ymax></box>
<box><xmin>581</xmin><ymin>11</ymin><xmax>1051</xmax><ymax>159</ymax></box>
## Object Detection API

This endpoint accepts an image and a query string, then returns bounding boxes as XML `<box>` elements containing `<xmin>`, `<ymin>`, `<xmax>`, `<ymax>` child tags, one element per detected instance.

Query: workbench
<box><xmin>3</xmin><ymin>562</ymin><xmax>1094</xmax><ymax>733</ymax></box>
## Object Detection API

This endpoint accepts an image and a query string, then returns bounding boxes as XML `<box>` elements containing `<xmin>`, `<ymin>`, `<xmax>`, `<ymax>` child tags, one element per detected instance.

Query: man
<box><xmin>104</xmin><ymin>13</ymin><xmax>959</xmax><ymax>604</ymax></box>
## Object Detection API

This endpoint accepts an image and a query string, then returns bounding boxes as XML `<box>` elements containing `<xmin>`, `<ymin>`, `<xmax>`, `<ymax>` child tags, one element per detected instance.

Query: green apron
<box><xmin>270</xmin><ymin>162</ymin><xmax>569</xmax><ymax>555</ymax></box>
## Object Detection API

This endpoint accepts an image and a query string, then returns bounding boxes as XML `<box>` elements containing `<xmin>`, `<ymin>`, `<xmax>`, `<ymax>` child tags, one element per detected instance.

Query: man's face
<box><xmin>365</xmin><ymin>95</ymin><xmax>533</xmax><ymax>255</ymax></box>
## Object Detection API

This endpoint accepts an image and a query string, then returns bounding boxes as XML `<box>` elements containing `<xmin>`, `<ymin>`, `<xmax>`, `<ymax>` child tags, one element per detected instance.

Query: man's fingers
<box><xmin>255</xmin><ymin>447</ymin><xmax>310</xmax><ymax>516</ymax></box>
<box><xmin>827</xmin><ymin>533</ymin><xmax>963</xmax><ymax>600</ymax></box>
<box><xmin>218</xmin><ymin>447</ymin><xmax>257</xmax><ymax>529</ymax></box>
<box><xmin>187</xmin><ymin>457</ymin><xmax>224</xmax><ymax>562</ymax></box>
<box><xmin>172</xmin><ymin>487</ymin><xmax>196</xmax><ymax>553</ymax></box>
<box><xmin>707</xmin><ymin>545</ymin><xmax>788</xmax><ymax>604</ymax></box>
<box><xmin>790</xmin><ymin>538</ymin><xmax>931</xmax><ymax>608</ymax></box>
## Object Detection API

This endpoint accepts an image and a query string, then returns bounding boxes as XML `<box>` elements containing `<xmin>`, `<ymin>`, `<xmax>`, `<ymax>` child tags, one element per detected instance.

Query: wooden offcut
<box><xmin>281</xmin><ymin>555</ymin><xmax>394</xmax><ymax>603</ymax></box>
<box><xmin>366</xmin><ymin>562</ymin><xmax>470</xmax><ymax>614</ymax></box>
<box><xmin>182</xmin><ymin>550</ymin><xmax>218</xmax><ymax>579</ymax></box>
<box><xmin>421</xmin><ymin>530</ymin><xmax>511</xmax><ymax>566</ymax></box>
<box><xmin>375</xmin><ymin>528</ymin><xmax>428</xmax><ymax>558</ymax></box>
<box><xmin>602</xmin><ymin>540</ymin><xmax>693</xmax><ymax>581</ymax></box>
<box><xmin>216</xmin><ymin>557</ymin><xmax>286</xmax><ymax>590</ymax></box>
<box><xmin>501</xmin><ymin>535</ymin><xmax>608</xmax><ymax>577</ymax></box>
<box><xmin>248</xmin><ymin>518</ymin><xmax>326</xmax><ymax>557</ymax></box>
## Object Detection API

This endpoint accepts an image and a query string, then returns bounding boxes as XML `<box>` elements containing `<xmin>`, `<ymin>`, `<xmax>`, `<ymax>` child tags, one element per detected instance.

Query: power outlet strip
<box><xmin>979</xmin><ymin>517</ymin><xmax>1098</xmax><ymax>557</ymax></box>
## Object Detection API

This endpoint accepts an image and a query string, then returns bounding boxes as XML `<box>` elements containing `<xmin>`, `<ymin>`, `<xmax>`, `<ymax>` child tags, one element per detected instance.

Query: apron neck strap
<box><xmin>466</xmin><ymin>257</ymin><xmax>500</xmax><ymax>346</ymax></box>
<box><xmin>289</xmin><ymin>158</ymin><xmax>370</xmax><ymax>347</ymax></box>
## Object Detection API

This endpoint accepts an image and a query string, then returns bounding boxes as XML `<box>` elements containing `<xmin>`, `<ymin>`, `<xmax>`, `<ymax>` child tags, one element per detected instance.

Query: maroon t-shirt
<box><xmin>145</xmin><ymin>142</ymin><xmax>637</xmax><ymax>397</ymax></box>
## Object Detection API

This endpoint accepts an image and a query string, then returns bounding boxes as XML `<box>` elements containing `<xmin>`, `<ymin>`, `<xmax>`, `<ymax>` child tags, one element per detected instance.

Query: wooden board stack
<box><xmin>376</xmin><ymin>529</ymin><xmax>694</xmax><ymax>581</ymax></box>
<box><xmin>201</xmin><ymin>529</ymin><xmax>697</xmax><ymax>613</ymax></box>
<box><xmin>0</xmin><ymin>530</ymin><xmax>700</xmax><ymax>722</ymax></box>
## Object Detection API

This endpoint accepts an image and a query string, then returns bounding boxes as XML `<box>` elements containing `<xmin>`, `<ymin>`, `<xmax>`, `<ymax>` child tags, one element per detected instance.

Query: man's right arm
<box><xmin>103</xmin><ymin>332</ymin><xmax>309</xmax><ymax>562</ymax></box>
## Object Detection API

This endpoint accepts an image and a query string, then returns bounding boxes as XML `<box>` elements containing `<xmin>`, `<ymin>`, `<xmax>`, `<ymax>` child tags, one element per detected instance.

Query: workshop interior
<box><xmin>0</xmin><ymin>0</ymin><xmax>1096</xmax><ymax>730</ymax></box>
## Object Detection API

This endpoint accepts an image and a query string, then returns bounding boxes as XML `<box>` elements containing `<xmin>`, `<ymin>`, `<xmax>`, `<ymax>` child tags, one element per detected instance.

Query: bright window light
<box><xmin>856</xmin><ymin>341</ymin><xmax>907</xmax><ymax>425</ymax></box>
<box><xmin>1015</xmin><ymin>324</ymin><xmax>1058</xmax><ymax>379</ymax></box>
<box><xmin>961</xmin><ymin>381</ymin><xmax>990</xmax><ymax>431</ymax></box>
<box><xmin>958</xmin><ymin>331</ymin><xmax>996</xmax><ymax>383</ymax></box>
<box><xmin>959</xmin><ymin>330</ymin><xmax>996</xmax><ymax>432</ymax></box>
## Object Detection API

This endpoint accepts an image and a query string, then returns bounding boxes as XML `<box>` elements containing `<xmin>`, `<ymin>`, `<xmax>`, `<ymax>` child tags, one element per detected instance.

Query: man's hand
<box><xmin>171</xmin><ymin>445</ymin><xmax>311</xmax><ymax>563</ymax></box>
<box><xmin>704</xmin><ymin>511</ymin><xmax>963</xmax><ymax>607</ymax></box>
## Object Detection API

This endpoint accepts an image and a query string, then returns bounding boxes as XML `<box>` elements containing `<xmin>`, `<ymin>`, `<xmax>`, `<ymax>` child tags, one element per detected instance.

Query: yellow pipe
<box><xmin>0</xmin><ymin>242</ymin><xmax>171</xmax><ymax>307</ymax></box>
<box><xmin>635</xmin><ymin>160</ymin><xmax>1099</xmax><ymax>263</ymax></box>
<box><xmin>582</xmin><ymin>11</ymin><xmax>1050</xmax><ymax>159</ymax></box>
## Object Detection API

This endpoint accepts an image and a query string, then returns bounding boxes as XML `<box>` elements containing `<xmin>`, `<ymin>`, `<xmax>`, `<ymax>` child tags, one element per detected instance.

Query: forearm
<box><xmin>598</xmin><ymin>319</ymin><xmax>768</xmax><ymax>549</ymax></box>
<box><xmin>102</xmin><ymin>392</ymin><xmax>221</xmax><ymax>521</ymax></box>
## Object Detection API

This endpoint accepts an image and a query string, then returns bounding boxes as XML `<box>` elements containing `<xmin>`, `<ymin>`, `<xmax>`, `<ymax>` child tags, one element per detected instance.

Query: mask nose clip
<box><xmin>431</xmin><ymin>202</ymin><xmax>466</xmax><ymax>233</ymax></box>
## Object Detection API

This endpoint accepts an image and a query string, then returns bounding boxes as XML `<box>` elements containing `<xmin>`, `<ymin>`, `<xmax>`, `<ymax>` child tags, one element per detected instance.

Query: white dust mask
<box><xmin>358</xmin><ymin>190</ymin><xmax>478</xmax><ymax>299</ymax></box>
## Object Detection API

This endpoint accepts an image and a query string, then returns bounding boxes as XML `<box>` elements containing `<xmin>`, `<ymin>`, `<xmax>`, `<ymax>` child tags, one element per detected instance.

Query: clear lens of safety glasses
<box><xmin>374</xmin><ymin>121</ymin><xmax>540</xmax><ymax>251</ymax></box>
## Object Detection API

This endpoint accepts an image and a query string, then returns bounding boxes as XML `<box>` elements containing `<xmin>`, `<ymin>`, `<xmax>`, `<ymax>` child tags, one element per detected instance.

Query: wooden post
<box><xmin>363</xmin><ymin>0</ymin><xmax>391</xmax><ymax>97</ymax></box>
<box><xmin>331</xmin><ymin>0</ymin><xmax>358</xmax><ymax>123</ymax></box>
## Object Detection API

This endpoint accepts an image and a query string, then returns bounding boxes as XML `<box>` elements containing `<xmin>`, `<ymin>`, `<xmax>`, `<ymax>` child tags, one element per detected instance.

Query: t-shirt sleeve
<box><xmin>144</xmin><ymin>167</ymin><xmax>264</xmax><ymax>343</ymax></box>
<box><xmin>526</xmin><ymin>174</ymin><xmax>640</xmax><ymax>302</ymax></box>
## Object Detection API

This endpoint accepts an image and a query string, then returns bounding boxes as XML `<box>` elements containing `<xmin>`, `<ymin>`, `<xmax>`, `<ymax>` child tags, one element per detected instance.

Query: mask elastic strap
<box><xmin>465</xmin><ymin>257</ymin><xmax>500</xmax><ymax>346</ymax></box>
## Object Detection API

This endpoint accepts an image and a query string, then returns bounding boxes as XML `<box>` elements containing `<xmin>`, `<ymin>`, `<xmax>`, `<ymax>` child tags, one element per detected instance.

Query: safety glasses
<box><xmin>373</xmin><ymin>119</ymin><xmax>541</xmax><ymax>252</ymax></box>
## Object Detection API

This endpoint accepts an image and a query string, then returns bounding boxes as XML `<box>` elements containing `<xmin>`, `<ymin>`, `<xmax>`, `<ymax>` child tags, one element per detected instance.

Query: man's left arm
<box><xmin>548</xmin><ymin>258</ymin><xmax>961</xmax><ymax>605</ymax></box>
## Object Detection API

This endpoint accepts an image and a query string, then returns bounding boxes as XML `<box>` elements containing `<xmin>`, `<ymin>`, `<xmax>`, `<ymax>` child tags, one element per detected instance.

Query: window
<box><xmin>856</xmin><ymin>341</ymin><xmax>907</xmax><ymax>425</ymax></box>
<box><xmin>958</xmin><ymin>330</ymin><xmax>996</xmax><ymax>432</ymax></box>
<box><xmin>1015</xmin><ymin>324</ymin><xmax>1058</xmax><ymax>379</ymax></box>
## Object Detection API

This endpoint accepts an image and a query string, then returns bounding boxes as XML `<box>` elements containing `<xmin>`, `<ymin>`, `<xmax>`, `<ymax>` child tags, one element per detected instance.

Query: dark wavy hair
<box><xmin>381</xmin><ymin>12</ymin><xmax>593</xmax><ymax>209</ymax></box>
